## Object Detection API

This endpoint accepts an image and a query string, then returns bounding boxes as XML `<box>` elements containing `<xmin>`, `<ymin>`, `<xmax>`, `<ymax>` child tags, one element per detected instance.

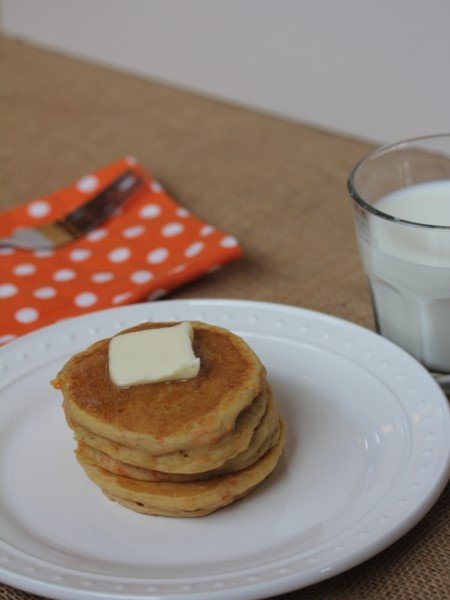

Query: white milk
<box><xmin>358</xmin><ymin>180</ymin><xmax>450</xmax><ymax>372</ymax></box>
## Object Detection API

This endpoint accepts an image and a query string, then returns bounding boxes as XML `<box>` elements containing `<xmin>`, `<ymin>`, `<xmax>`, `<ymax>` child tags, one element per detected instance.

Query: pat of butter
<box><xmin>108</xmin><ymin>322</ymin><xmax>200</xmax><ymax>386</ymax></box>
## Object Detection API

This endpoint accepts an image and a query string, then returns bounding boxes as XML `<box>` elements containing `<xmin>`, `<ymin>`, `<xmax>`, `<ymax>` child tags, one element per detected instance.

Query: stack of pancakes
<box><xmin>53</xmin><ymin>321</ymin><xmax>286</xmax><ymax>517</ymax></box>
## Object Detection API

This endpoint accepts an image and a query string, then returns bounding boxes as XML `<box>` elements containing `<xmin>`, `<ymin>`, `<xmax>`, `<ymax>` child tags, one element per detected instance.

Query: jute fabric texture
<box><xmin>0</xmin><ymin>36</ymin><xmax>447</xmax><ymax>600</ymax></box>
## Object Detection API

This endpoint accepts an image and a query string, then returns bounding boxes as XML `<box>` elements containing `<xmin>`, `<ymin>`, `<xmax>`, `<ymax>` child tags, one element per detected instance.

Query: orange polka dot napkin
<box><xmin>0</xmin><ymin>157</ymin><xmax>242</xmax><ymax>344</ymax></box>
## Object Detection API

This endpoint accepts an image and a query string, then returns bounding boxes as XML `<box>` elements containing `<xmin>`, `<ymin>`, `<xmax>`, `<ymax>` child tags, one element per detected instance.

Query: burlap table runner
<box><xmin>0</xmin><ymin>36</ymin><xmax>447</xmax><ymax>600</ymax></box>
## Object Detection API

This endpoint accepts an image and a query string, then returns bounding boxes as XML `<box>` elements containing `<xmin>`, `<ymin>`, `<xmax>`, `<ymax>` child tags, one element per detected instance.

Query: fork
<box><xmin>0</xmin><ymin>170</ymin><xmax>143</xmax><ymax>250</ymax></box>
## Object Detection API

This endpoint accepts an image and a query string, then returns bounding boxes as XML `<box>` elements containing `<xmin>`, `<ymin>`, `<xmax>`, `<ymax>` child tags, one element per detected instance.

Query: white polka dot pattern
<box><xmin>0</xmin><ymin>334</ymin><xmax>15</xmax><ymax>344</ymax></box>
<box><xmin>33</xmin><ymin>287</ymin><xmax>57</xmax><ymax>299</ymax></box>
<box><xmin>76</xmin><ymin>175</ymin><xmax>99</xmax><ymax>193</ymax></box>
<box><xmin>140</xmin><ymin>204</ymin><xmax>161</xmax><ymax>219</ymax></box>
<box><xmin>70</xmin><ymin>249</ymin><xmax>92</xmax><ymax>262</ymax></box>
<box><xmin>122</xmin><ymin>225</ymin><xmax>145</xmax><ymax>239</ymax></box>
<box><xmin>161</xmin><ymin>222</ymin><xmax>184</xmax><ymax>237</ymax></box>
<box><xmin>131</xmin><ymin>270</ymin><xmax>154</xmax><ymax>284</ymax></box>
<box><xmin>15</xmin><ymin>308</ymin><xmax>39</xmax><ymax>324</ymax></box>
<box><xmin>0</xmin><ymin>284</ymin><xmax>18</xmax><ymax>298</ymax></box>
<box><xmin>87</xmin><ymin>229</ymin><xmax>107</xmax><ymax>242</ymax></box>
<box><xmin>13</xmin><ymin>264</ymin><xmax>36</xmax><ymax>276</ymax></box>
<box><xmin>91</xmin><ymin>272</ymin><xmax>114</xmax><ymax>283</ymax></box>
<box><xmin>147</xmin><ymin>248</ymin><xmax>169</xmax><ymax>264</ymax></box>
<box><xmin>33</xmin><ymin>249</ymin><xmax>54</xmax><ymax>258</ymax></box>
<box><xmin>200</xmin><ymin>224</ymin><xmax>215</xmax><ymax>236</ymax></box>
<box><xmin>112</xmin><ymin>292</ymin><xmax>133</xmax><ymax>305</ymax></box>
<box><xmin>27</xmin><ymin>200</ymin><xmax>51</xmax><ymax>219</ymax></box>
<box><xmin>0</xmin><ymin>161</ymin><xmax>242</xmax><ymax>342</ymax></box>
<box><xmin>53</xmin><ymin>269</ymin><xmax>76</xmax><ymax>282</ymax></box>
<box><xmin>168</xmin><ymin>264</ymin><xmax>186</xmax><ymax>274</ymax></box>
<box><xmin>150</xmin><ymin>180</ymin><xmax>164</xmax><ymax>193</ymax></box>
<box><xmin>220</xmin><ymin>235</ymin><xmax>239</xmax><ymax>248</ymax></box>
<box><xmin>184</xmin><ymin>241</ymin><xmax>204</xmax><ymax>257</ymax></box>
<box><xmin>108</xmin><ymin>247</ymin><xmax>131</xmax><ymax>263</ymax></box>
<box><xmin>74</xmin><ymin>292</ymin><xmax>98</xmax><ymax>308</ymax></box>
<box><xmin>176</xmin><ymin>207</ymin><xmax>190</xmax><ymax>218</ymax></box>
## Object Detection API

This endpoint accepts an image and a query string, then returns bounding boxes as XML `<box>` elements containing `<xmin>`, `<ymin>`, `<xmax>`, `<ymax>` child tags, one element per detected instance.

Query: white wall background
<box><xmin>1</xmin><ymin>0</ymin><xmax>450</xmax><ymax>143</ymax></box>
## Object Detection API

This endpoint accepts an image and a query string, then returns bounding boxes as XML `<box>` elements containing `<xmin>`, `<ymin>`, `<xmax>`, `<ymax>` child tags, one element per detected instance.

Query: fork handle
<box><xmin>0</xmin><ymin>170</ymin><xmax>144</xmax><ymax>250</ymax></box>
<box><xmin>56</xmin><ymin>170</ymin><xmax>143</xmax><ymax>238</ymax></box>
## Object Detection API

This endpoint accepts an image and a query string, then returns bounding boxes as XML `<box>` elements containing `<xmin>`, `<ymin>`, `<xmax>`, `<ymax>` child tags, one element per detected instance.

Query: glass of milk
<box><xmin>348</xmin><ymin>134</ymin><xmax>450</xmax><ymax>385</ymax></box>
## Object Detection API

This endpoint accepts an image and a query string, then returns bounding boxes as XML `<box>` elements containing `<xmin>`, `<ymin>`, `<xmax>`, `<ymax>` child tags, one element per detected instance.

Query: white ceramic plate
<box><xmin>0</xmin><ymin>299</ymin><xmax>449</xmax><ymax>600</ymax></box>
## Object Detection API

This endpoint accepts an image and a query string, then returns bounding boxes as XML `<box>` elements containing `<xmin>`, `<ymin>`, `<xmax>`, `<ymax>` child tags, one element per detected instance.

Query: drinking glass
<box><xmin>348</xmin><ymin>134</ymin><xmax>450</xmax><ymax>388</ymax></box>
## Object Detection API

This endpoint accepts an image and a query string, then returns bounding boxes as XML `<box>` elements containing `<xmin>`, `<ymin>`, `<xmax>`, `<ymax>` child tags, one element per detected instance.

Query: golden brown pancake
<box><xmin>78</xmin><ymin>420</ymin><xmax>286</xmax><ymax>517</ymax></box>
<box><xmin>54</xmin><ymin>322</ymin><xmax>265</xmax><ymax>454</ymax></box>
<box><xmin>67</xmin><ymin>385</ymin><xmax>277</xmax><ymax>474</ymax></box>
<box><xmin>76</xmin><ymin>411</ymin><xmax>281</xmax><ymax>482</ymax></box>
<box><xmin>102</xmin><ymin>491</ymin><xmax>222</xmax><ymax>517</ymax></box>
<box><xmin>66</xmin><ymin>384</ymin><xmax>268</xmax><ymax>472</ymax></box>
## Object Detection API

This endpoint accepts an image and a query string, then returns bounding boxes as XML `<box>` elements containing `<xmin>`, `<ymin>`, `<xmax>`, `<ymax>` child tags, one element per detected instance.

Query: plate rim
<box><xmin>0</xmin><ymin>296</ymin><xmax>435</xmax><ymax>353</ymax></box>
<box><xmin>0</xmin><ymin>298</ymin><xmax>449</xmax><ymax>600</ymax></box>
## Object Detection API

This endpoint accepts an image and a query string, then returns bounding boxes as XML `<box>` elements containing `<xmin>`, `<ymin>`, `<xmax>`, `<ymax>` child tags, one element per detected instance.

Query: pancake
<box><xmin>67</xmin><ymin>385</ymin><xmax>275</xmax><ymax>474</ymax></box>
<box><xmin>217</xmin><ymin>407</ymin><xmax>280</xmax><ymax>472</ymax></box>
<box><xmin>102</xmin><ymin>491</ymin><xmax>222</xmax><ymax>518</ymax></box>
<box><xmin>75</xmin><ymin>404</ymin><xmax>281</xmax><ymax>482</ymax></box>
<box><xmin>78</xmin><ymin>420</ymin><xmax>286</xmax><ymax>517</ymax></box>
<box><xmin>54</xmin><ymin>322</ymin><xmax>265</xmax><ymax>454</ymax></box>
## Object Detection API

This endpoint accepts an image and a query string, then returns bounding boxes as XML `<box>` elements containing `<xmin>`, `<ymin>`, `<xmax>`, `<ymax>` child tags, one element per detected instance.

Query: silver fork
<box><xmin>0</xmin><ymin>170</ymin><xmax>143</xmax><ymax>250</ymax></box>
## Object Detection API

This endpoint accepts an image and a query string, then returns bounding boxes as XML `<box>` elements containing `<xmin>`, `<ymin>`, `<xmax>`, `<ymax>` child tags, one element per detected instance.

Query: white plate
<box><xmin>0</xmin><ymin>299</ymin><xmax>449</xmax><ymax>600</ymax></box>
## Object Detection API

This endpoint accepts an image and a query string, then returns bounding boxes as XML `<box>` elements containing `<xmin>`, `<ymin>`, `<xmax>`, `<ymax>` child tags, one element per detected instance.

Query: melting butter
<box><xmin>108</xmin><ymin>322</ymin><xmax>200</xmax><ymax>386</ymax></box>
